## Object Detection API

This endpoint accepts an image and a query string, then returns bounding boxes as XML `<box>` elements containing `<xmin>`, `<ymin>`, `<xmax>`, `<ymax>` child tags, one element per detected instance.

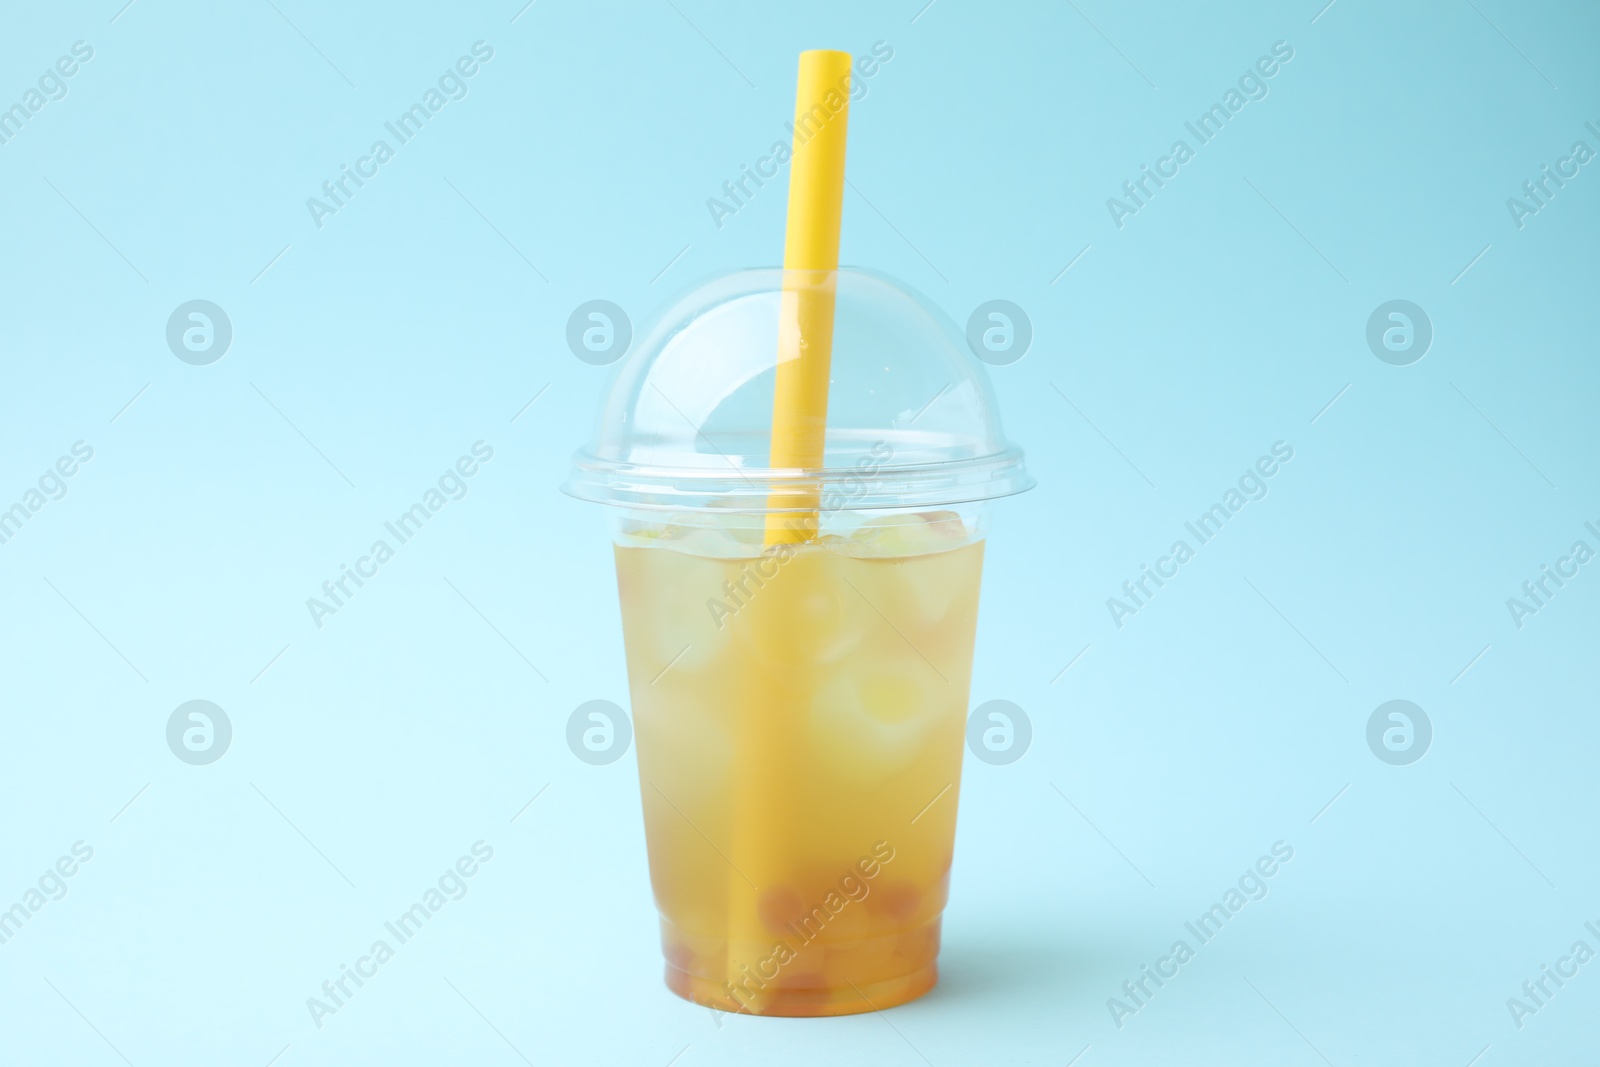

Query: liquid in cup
<box><xmin>617</xmin><ymin>512</ymin><xmax>981</xmax><ymax>1014</ymax></box>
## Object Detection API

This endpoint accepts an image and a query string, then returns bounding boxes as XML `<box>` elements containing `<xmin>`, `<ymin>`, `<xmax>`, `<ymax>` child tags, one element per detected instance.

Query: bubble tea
<box><xmin>566</xmin><ymin>269</ymin><xmax>1032</xmax><ymax>1015</ymax></box>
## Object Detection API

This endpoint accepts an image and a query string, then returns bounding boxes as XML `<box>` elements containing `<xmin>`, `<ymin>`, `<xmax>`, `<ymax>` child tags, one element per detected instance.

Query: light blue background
<box><xmin>2</xmin><ymin>0</ymin><xmax>1597</xmax><ymax>1064</ymax></box>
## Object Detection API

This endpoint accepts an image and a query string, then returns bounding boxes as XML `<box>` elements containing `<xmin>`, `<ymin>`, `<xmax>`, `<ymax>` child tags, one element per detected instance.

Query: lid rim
<box><xmin>563</xmin><ymin>445</ymin><xmax>1035</xmax><ymax>512</ymax></box>
<box><xmin>569</xmin><ymin>442</ymin><xmax>1030</xmax><ymax>477</ymax></box>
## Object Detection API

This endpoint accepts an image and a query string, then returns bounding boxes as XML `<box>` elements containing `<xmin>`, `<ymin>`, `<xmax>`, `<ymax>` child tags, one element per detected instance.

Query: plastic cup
<box><xmin>566</xmin><ymin>268</ymin><xmax>1031</xmax><ymax>1016</ymax></box>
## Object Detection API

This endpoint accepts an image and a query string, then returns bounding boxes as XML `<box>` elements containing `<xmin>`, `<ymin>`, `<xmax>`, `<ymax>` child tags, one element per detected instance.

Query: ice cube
<box><xmin>618</xmin><ymin>513</ymin><xmax>765</xmax><ymax>559</ymax></box>
<box><xmin>848</xmin><ymin>511</ymin><xmax>968</xmax><ymax>558</ymax></box>
<box><xmin>805</xmin><ymin>661</ymin><xmax>942</xmax><ymax>787</ymax></box>
<box><xmin>615</xmin><ymin>545</ymin><xmax>733</xmax><ymax>675</ymax></box>
<box><xmin>846</xmin><ymin>537</ymin><xmax>981</xmax><ymax>637</ymax></box>
<box><xmin>735</xmin><ymin>550</ymin><xmax>869</xmax><ymax>667</ymax></box>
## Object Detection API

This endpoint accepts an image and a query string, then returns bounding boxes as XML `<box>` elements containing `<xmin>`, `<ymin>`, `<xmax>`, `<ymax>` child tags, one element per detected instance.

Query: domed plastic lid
<box><xmin>565</xmin><ymin>269</ymin><xmax>1033</xmax><ymax>513</ymax></box>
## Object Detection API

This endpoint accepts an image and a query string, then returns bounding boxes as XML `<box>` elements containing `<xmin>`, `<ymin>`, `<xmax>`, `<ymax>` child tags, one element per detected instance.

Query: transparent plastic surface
<box><xmin>567</xmin><ymin>269</ymin><xmax>1030</xmax><ymax>1015</ymax></box>
<box><xmin>564</xmin><ymin>269</ymin><xmax>1033</xmax><ymax>513</ymax></box>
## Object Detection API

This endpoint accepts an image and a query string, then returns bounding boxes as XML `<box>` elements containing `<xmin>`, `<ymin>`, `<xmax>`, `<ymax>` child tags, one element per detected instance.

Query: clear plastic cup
<box><xmin>566</xmin><ymin>269</ymin><xmax>1031</xmax><ymax>1016</ymax></box>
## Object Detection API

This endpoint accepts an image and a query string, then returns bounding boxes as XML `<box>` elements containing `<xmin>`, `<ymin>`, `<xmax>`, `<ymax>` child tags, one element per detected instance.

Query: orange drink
<box><xmin>617</xmin><ymin>514</ymin><xmax>981</xmax><ymax>1015</ymax></box>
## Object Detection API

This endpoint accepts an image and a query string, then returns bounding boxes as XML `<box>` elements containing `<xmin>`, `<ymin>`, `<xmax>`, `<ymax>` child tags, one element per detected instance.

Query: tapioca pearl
<box><xmin>664</xmin><ymin>940</ymin><xmax>696</xmax><ymax>972</ymax></box>
<box><xmin>895</xmin><ymin>923</ymin><xmax>940</xmax><ymax>965</ymax></box>
<box><xmin>815</xmin><ymin>896</ymin><xmax>873</xmax><ymax>942</ymax></box>
<box><xmin>823</xmin><ymin>931</ymin><xmax>903</xmax><ymax>983</ymax></box>
<box><xmin>871</xmin><ymin>881</ymin><xmax>922</xmax><ymax>923</ymax></box>
<box><xmin>779</xmin><ymin>940</ymin><xmax>828</xmax><ymax>980</ymax></box>
<box><xmin>757</xmin><ymin>885</ymin><xmax>808</xmax><ymax>934</ymax></box>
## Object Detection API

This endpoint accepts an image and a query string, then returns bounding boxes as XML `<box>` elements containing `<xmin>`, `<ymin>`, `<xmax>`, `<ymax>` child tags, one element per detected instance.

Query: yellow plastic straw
<box><xmin>723</xmin><ymin>49</ymin><xmax>851</xmax><ymax>1012</ymax></box>
<box><xmin>764</xmin><ymin>49</ymin><xmax>852</xmax><ymax>544</ymax></box>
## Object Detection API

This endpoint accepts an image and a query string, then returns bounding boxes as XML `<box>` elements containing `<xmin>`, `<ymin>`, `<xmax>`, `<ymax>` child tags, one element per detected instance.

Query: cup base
<box><xmin>664</xmin><ymin>959</ymin><xmax>938</xmax><ymax>1017</ymax></box>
